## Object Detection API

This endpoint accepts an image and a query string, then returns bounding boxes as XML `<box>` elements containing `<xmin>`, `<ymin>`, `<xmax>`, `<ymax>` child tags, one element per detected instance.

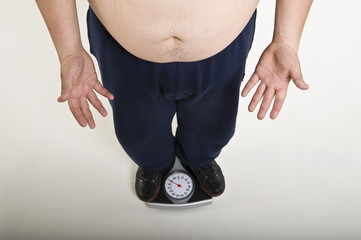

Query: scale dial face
<box><xmin>164</xmin><ymin>170</ymin><xmax>194</xmax><ymax>200</ymax></box>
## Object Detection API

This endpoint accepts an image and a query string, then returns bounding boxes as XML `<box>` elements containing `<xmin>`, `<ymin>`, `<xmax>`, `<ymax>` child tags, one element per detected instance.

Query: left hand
<box><xmin>241</xmin><ymin>41</ymin><xmax>310</xmax><ymax>120</ymax></box>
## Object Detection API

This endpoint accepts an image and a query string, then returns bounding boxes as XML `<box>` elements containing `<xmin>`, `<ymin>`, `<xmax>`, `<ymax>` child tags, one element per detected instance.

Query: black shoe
<box><xmin>135</xmin><ymin>167</ymin><xmax>162</xmax><ymax>202</ymax></box>
<box><xmin>191</xmin><ymin>160</ymin><xmax>225</xmax><ymax>197</ymax></box>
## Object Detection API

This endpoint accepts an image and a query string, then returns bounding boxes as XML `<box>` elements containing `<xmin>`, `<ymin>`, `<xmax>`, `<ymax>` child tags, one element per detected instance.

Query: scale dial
<box><xmin>164</xmin><ymin>170</ymin><xmax>195</xmax><ymax>200</ymax></box>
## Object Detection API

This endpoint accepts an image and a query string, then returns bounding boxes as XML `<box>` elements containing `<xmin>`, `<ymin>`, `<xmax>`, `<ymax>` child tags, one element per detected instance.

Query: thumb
<box><xmin>57</xmin><ymin>76</ymin><xmax>73</xmax><ymax>102</ymax></box>
<box><xmin>290</xmin><ymin>64</ymin><xmax>310</xmax><ymax>90</ymax></box>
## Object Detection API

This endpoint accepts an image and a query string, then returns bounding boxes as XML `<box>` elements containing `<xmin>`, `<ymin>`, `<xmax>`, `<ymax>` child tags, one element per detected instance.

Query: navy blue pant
<box><xmin>86</xmin><ymin>7</ymin><xmax>256</xmax><ymax>171</ymax></box>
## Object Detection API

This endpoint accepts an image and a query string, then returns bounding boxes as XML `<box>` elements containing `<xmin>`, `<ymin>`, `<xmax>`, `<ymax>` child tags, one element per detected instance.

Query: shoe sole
<box><xmin>135</xmin><ymin>184</ymin><xmax>161</xmax><ymax>203</ymax></box>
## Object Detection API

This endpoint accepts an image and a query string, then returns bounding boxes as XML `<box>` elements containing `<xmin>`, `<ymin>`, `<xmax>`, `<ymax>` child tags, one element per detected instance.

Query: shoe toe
<box><xmin>135</xmin><ymin>182</ymin><xmax>160</xmax><ymax>202</ymax></box>
<box><xmin>192</xmin><ymin>161</ymin><xmax>226</xmax><ymax>197</ymax></box>
<box><xmin>135</xmin><ymin>168</ymin><xmax>162</xmax><ymax>202</ymax></box>
<box><xmin>202</xmin><ymin>175</ymin><xmax>225</xmax><ymax>197</ymax></box>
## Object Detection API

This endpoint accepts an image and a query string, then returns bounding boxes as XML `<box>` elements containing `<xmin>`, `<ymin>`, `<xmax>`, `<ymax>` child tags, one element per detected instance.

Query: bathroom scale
<box><xmin>146</xmin><ymin>157</ymin><xmax>212</xmax><ymax>209</ymax></box>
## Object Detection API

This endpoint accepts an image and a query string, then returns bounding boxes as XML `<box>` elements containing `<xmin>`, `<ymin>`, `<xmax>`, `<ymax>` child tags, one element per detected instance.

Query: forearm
<box><xmin>35</xmin><ymin>0</ymin><xmax>82</xmax><ymax>61</ymax></box>
<box><xmin>273</xmin><ymin>0</ymin><xmax>313</xmax><ymax>51</ymax></box>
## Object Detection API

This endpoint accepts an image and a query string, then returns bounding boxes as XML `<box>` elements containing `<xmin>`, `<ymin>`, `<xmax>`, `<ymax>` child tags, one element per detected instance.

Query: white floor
<box><xmin>1</xmin><ymin>1</ymin><xmax>361</xmax><ymax>240</ymax></box>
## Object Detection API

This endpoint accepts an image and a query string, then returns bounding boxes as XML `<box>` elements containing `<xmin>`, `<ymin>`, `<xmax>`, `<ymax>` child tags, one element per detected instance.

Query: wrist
<box><xmin>58</xmin><ymin>44</ymin><xmax>84</xmax><ymax>63</ymax></box>
<box><xmin>272</xmin><ymin>33</ymin><xmax>299</xmax><ymax>52</ymax></box>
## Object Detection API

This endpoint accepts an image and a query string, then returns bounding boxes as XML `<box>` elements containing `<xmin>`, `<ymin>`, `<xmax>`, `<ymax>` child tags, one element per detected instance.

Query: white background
<box><xmin>1</xmin><ymin>1</ymin><xmax>360</xmax><ymax>240</ymax></box>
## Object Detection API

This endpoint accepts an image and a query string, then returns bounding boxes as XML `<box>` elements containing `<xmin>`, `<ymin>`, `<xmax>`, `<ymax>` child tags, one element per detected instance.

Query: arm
<box><xmin>241</xmin><ymin>0</ymin><xmax>313</xmax><ymax>120</ymax></box>
<box><xmin>35</xmin><ymin>0</ymin><xmax>82</xmax><ymax>61</ymax></box>
<box><xmin>273</xmin><ymin>0</ymin><xmax>313</xmax><ymax>51</ymax></box>
<box><xmin>35</xmin><ymin>0</ymin><xmax>114</xmax><ymax>129</ymax></box>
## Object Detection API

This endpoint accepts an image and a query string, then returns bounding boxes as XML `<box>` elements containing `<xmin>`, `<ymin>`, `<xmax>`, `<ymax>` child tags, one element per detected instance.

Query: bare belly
<box><xmin>87</xmin><ymin>0</ymin><xmax>259</xmax><ymax>63</ymax></box>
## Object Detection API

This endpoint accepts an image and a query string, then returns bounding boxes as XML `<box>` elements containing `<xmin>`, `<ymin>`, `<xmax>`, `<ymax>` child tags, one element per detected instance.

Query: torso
<box><xmin>87</xmin><ymin>0</ymin><xmax>259</xmax><ymax>63</ymax></box>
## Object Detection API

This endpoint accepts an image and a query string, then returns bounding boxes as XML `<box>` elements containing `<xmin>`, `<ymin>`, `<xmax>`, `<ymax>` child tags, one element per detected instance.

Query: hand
<box><xmin>241</xmin><ymin>41</ymin><xmax>309</xmax><ymax>120</ymax></box>
<box><xmin>58</xmin><ymin>48</ymin><xmax>114</xmax><ymax>128</ymax></box>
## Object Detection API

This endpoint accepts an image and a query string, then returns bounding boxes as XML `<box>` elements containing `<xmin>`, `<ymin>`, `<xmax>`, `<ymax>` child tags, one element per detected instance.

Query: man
<box><xmin>35</xmin><ymin>0</ymin><xmax>312</xmax><ymax>202</ymax></box>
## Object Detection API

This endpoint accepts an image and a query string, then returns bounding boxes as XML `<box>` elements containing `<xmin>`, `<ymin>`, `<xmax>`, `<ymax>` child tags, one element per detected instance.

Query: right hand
<box><xmin>58</xmin><ymin>48</ymin><xmax>114</xmax><ymax>129</ymax></box>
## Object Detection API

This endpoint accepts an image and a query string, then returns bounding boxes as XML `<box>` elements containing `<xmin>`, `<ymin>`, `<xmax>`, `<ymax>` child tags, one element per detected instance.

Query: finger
<box><xmin>270</xmin><ymin>89</ymin><xmax>287</xmax><ymax>119</ymax></box>
<box><xmin>257</xmin><ymin>88</ymin><xmax>275</xmax><ymax>120</ymax></box>
<box><xmin>248</xmin><ymin>83</ymin><xmax>266</xmax><ymax>112</ymax></box>
<box><xmin>80</xmin><ymin>97</ymin><xmax>95</xmax><ymax>129</ymax></box>
<box><xmin>58</xmin><ymin>75</ymin><xmax>73</xmax><ymax>102</ymax></box>
<box><xmin>68</xmin><ymin>98</ymin><xmax>87</xmax><ymax>127</ymax></box>
<box><xmin>93</xmin><ymin>80</ymin><xmax>114</xmax><ymax>100</ymax></box>
<box><xmin>241</xmin><ymin>73</ymin><xmax>260</xmax><ymax>97</ymax></box>
<box><xmin>87</xmin><ymin>91</ymin><xmax>108</xmax><ymax>117</ymax></box>
<box><xmin>290</xmin><ymin>63</ymin><xmax>310</xmax><ymax>90</ymax></box>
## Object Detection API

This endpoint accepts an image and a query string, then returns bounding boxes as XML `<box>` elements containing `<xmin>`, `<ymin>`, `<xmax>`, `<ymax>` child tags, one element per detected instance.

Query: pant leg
<box><xmin>175</xmin><ymin>10</ymin><xmax>257</xmax><ymax>168</ymax></box>
<box><xmin>87</xmin><ymin>6</ymin><xmax>176</xmax><ymax>171</ymax></box>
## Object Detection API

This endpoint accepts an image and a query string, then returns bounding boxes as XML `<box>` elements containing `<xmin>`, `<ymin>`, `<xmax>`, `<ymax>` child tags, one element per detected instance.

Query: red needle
<box><xmin>169</xmin><ymin>180</ymin><xmax>182</xmax><ymax>188</ymax></box>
